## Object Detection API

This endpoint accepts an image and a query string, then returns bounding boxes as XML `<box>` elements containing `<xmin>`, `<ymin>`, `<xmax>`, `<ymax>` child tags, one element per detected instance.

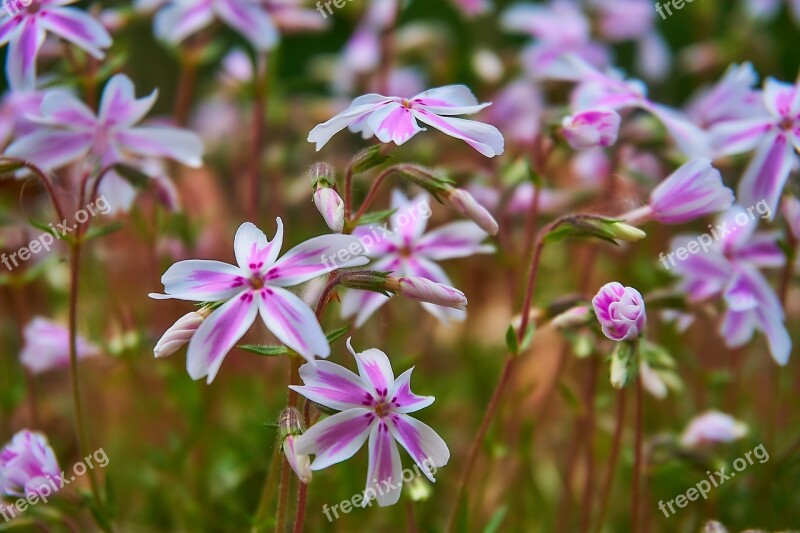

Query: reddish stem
<box><xmin>594</xmin><ymin>389</ymin><xmax>627</xmax><ymax>533</ymax></box>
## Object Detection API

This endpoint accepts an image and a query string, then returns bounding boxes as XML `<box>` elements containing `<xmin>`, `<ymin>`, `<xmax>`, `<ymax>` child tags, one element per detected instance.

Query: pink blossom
<box><xmin>19</xmin><ymin>317</ymin><xmax>99</xmax><ymax>374</ymax></box>
<box><xmin>341</xmin><ymin>190</ymin><xmax>494</xmax><ymax>327</ymax></box>
<box><xmin>283</xmin><ymin>435</ymin><xmax>312</xmax><ymax>484</ymax></box>
<box><xmin>680</xmin><ymin>411</ymin><xmax>747</xmax><ymax>448</ymax></box>
<box><xmin>450</xmin><ymin>0</ymin><xmax>491</xmax><ymax>17</ymax></box>
<box><xmin>5</xmin><ymin>74</ymin><xmax>204</xmax><ymax>213</ymax></box>
<box><xmin>486</xmin><ymin>80</ymin><xmax>544</xmax><ymax>144</ymax></box>
<box><xmin>0</xmin><ymin>430</ymin><xmax>62</xmax><ymax>498</ymax></box>
<box><xmin>561</xmin><ymin>109</ymin><xmax>621</xmax><ymax>150</ymax></box>
<box><xmin>0</xmin><ymin>0</ymin><xmax>112</xmax><ymax>90</ymax></box>
<box><xmin>388</xmin><ymin>276</ymin><xmax>468</xmax><ymax>310</ymax></box>
<box><xmin>685</xmin><ymin>63</ymin><xmax>765</xmax><ymax>129</ymax></box>
<box><xmin>444</xmin><ymin>188</ymin><xmax>499</xmax><ymax>235</ymax></box>
<box><xmin>592</xmin><ymin>282</ymin><xmax>647</xmax><ymax>341</ymax></box>
<box><xmin>150</xmin><ymin>221</ymin><xmax>369</xmax><ymax>383</ymax></box>
<box><xmin>290</xmin><ymin>339</ymin><xmax>449</xmax><ymax>507</ymax></box>
<box><xmin>709</xmin><ymin>77</ymin><xmax>800</xmax><ymax>216</ymax></box>
<box><xmin>648</xmin><ymin>159</ymin><xmax>734</xmax><ymax>224</ymax></box>
<box><xmin>308</xmin><ymin>85</ymin><xmax>505</xmax><ymax>157</ymax></box>
<box><xmin>313</xmin><ymin>187</ymin><xmax>345</xmax><ymax>234</ymax></box>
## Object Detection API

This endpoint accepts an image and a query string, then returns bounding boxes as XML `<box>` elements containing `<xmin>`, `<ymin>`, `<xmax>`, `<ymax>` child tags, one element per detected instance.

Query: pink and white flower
<box><xmin>592</xmin><ymin>282</ymin><xmax>647</xmax><ymax>341</ymax></box>
<box><xmin>561</xmin><ymin>108</ymin><xmax>621</xmax><ymax>150</ymax></box>
<box><xmin>0</xmin><ymin>0</ymin><xmax>112</xmax><ymax>90</ymax></box>
<box><xmin>341</xmin><ymin>190</ymin><xmax>494</xmax><ymax>327</ymax></box>
<box><xmin>680</xmin><ymin>411</ymin><xmax>747</xmax><ymax>448</ymax></box>
<box><xmin>5</xmin><ymin>74</ymin><xmax>204</xmax><ymax>213</ymax></box>
<box><xmin>685</xmin><ymin>63</ymin><xmax>765</xmax><ymax>129</ymax></box>
<box><xmin>150</xmin><ymin>221</ymin><xmax>369</xmax><ymax>383</ymax></box>
<box><xmin>647</xmin><ymin>159</ymin><xmax>735</xmax><ymax>224</ymax></box>
<box><xmin>709</xmin><ymin>77</ymin><xmax>800</xmax><ymax>216</ymax></box>
<box><xmin>19</xmin><ymin>317</ymin><xmax>100</xmax><ymax>374</ymax></box>
<box><xmin>290</xmin><ymin>339</ymin><xmax>449</xmax><ymax>507</ymax></box>
<box><xmin>0</xmin><ymin>430</ymin><xmax>62</xmax><ymax>498</ymax></box>
<box><xmin>313</xmin><ymin>187</ymin><xmax>345</xmax><ymax>234</ymax></box>
<box><xmin>308</xmin><ymin>85</ymin><xmax>505</xmax><ymax>157</ymax></box>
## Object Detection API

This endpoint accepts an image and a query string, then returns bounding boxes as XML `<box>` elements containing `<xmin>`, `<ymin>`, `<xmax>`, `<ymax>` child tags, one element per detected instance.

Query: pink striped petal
<box><xmin>340</xmin><ymin>290</ymin><xmax>392</xmax><ymax>329</ymax></box>
<box><xmin>186</xmin><ymin>290</ymin><xmax>258</xmax><ymax>383</ymax></box>
<box><xmin>265</xmin><ymin>234</ymin><xmax>369</xmax><ymax>287</ymax></box>
<box><xmin>757</xmin><ymin>306</ymin><xmax>791</xmax><ymax>365</ymax></box>
<box><xmin>737</xmin><ymin>132</ymin><xmax>795</xmax><ymax>217</ymax></box>
<box><xmin>38</xmin><ymin>6</ymin><xmax>111</xmax><ymax>59</ymax></box>
<box><xmin>295</xmin><ymin>408</ymin><xmax>374</xmax><ymax>470</ymax></box>
<box><xmin>719</xmin><ymin>309</ymin><xmax>758</xmax><ymax>348</ymax></box>
<box><xmin>7</xmin><ymin>18</ymin><xmax>43</xmax><ymax>91</ymax></box>
<box><xmin>709</xmin><ymin>117</ymin><xmax>774</xmax><ymax>157</ymax></box>
<box><xmin>154</xmin><ymin>259</ymin><xmax>247</xmax><ymax>301</ymax></box>
<box><xmin>256</xmin><ymin>285</ymin><xmax>330</xmax><ymax>360</ymax></box>
<box><xmin>35</xmin><ymin>90</ymin><xmax>96</xmax><ymax>129</ymax></box>
<box><xmin>390</xmin><ymin>368</ymin><xmax>434</xmax><ymax>414</ymax></box>
<box><xmin>737</xmin><ymin>231</ymin><xmax>785</xmax><ymax>268</ymax></box>
<box><xmin>366</xmin><ymin>102</ymin><xmax>425</xmax><ymax>145</ymax></box>
<box><xmin>290</xmin><ymin>361</ymin><xmax>375</xmax><ymax>411</ymax></box>
<box><xmin>0</xmin><ymin>15</ymin><xmax>21</xmax><ymax>46</ymax></box>
<box><xmin>645</xmin><ymin>103</ymin><xmax>712</xmax><ymax>158</ymax></box>
<box><xmin>114</xmin><ymin>126</ymin><xmax>204</xmax><ymax>167</ymax></box>
<box><xmin>4</xmin><ymin>129</ymin><xmax>92</xmax><ymax>170</ymax></box>
<box><xmin>153</xmin><ymin>0</ymin><xmax>215</xmax><ymax>44</ymax></box>
<box><xmin>308</xmin><ymin>96</ymin><xmax>391</xmax><ymax>150</ymax></box>
<box><xmin>389</xmin><ymin>190</ymin><xmax>430</xmax><ymax>246</ymax></box>
<box><xmin>762</xmin><ymin>77</ymin><xmax>800</xmax><ymax>119</ymax></box>
<box><xmin>233</xmin><ymin>220</ymin><xmax>282</xmax><ymax>275</ymax></box>
<box><xmin>364</xmin><ymin>420</ymin><xmax>402</xmax><ymax>507</ymax></box>
<box><xmin>215</xmin><ymin>0</ymin><xmax>278</xmax><ymax>51</ymax></box>
<box><xmin>347</xmin><ymin>338</ymin><xmax>394</xmax><ymax>396</ymax></box>
<box><xmin>411</xmin><ymin>85</ymin><xmax>489</xmax><ymax>115</ymax></box>
<box><xmin>99</xmin><ymin>74</ymin><xmax>158</xmax><ymax>128</ymax></box>
<box><xmin>388</xmin><ymin>414</ymin><xmax>449</xmax><ymax>482</ymax></box>
<box><xmin>415</xmin><ymin>221</ymin><xmax>494</xmax><ymax>260</ymax></box>
<box><xmin>412</xmin><ymin>109</ymin><xmax>504</xmax><ymax>157</ymax></box>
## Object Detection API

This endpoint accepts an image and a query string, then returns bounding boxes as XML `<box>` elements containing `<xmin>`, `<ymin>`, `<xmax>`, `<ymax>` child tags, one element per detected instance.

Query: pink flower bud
<box><xmin>313</xmin><ymin>187</ymin><xmax>345</xmax><ymax>233</ymax></box>
<box><xmin>20</xmin><ymin>317</ymin><xmax>99</xmax><ymax>374</ymax></box>
<box><xmin>282</xmin><ymin>435</ymin><xmax>312</xmax><ymax>485</ymax></box>
<box><xmin>445</xmin><ymin>188</ymin><xmax>499</xmax><ymax>235</ymax></box>
<box><xmin>154</xmin><ymin>310</ymin><xmax>207</xmax><ymax>359</ymax></box>
<box><xmin>649</xmin><ymin>159</ymin><xmax>734</xmax><ymax>224</ymax></box>
<box><xmin>0</xmin><ymin>430</ymin><xmax>62</xmax><ymax>497</ymax></box>
<box><xmin>388</xmin><ymin>276</ymin><xmax>468</xmax><ymax>310</ymax></box>
<box><xmin>592</xmin><ymin>282</ymin><xmax>646</xmax><ymax>341</ymax></box>
<box><xmin>562</xmin><ymin>109</ymin><xmax>621</xmax><ymax>150</ymax></box>
<box><xmin>680</xmin><ymin>410</ymin><xmax>747</xmax><ymax>448</ymax></box>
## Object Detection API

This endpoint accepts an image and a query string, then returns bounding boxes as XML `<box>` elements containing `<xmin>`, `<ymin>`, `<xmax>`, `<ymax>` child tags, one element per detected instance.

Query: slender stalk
<box><xmin>249</xmin><ymin>54</ymin><xmax>269</xmax><ymax>221</ymax></box>
<box><xmin>293</xmin><ymin>484</ymin><xmax>308</xmax><ymax>533</ymax></box>
<box><xmin>275</xmin><ymin>357</ymin><xmax>302</xmax><ymax>533</ymax></box>
<box><xmin>343</xmin><ymin>166</ymin><xmax>354</xmax><ymax>222</ymax></box>
<box><xmin>174</xmin><ymin>53</ymin><xmax>198</xmax><ymax>127</ymax></box>
<box><xmin>351</xmin><ymin>167</ymin><xmax>396</xmax><ymax>222</ymax></box>
<box><xmin>594</xmin><ymin>389</ymin><xmax>627</xmax><ymax>533</ymax></box>
<box><xmin>580</xmin><ymin>356</ymin><xmax>600</xmax><ymax>532</ymax></box>
<box><xmin>252</xmin><ymin>441</ymin><xmax>282</xmax><ymax>533</ymax></box>
<box><xmin>631</xmin><ymin>374</ymin><xmax>644</xmax><ymax>532</ymax></box>
<box><xmin>5</xmin><ymin>159</ymin><xmax>68</xmax><ymax>222</ymax></box>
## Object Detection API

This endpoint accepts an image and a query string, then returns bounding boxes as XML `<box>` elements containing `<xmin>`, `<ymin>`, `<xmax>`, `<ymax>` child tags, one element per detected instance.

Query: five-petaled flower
<box><xmin>341</xmin><ymin>190</ymin><xmax>494</xmax><ymax>327</ymax></box>
<box><xmin>308</xmin><ymin>85</ymin><xmax>505</xmax><ymax>157</ymax></box>
<box><xmin>150</xmin><ymin>221</ymin><xmax>369</xmax><ymax>383</ymax></box>
<box><xmin>290</xmin><ymin>339</ymin><xmax>450</xmax><ymax>507</ymax></box>
<box><xmin>0</xmin><ymin>0</ymin><xmax>112</xmax><ymax>90</ymax></box>
<box><xmin>0</xmin><ymin>430</ymin><xmax>62</xmax><ymax>498</ymax></box>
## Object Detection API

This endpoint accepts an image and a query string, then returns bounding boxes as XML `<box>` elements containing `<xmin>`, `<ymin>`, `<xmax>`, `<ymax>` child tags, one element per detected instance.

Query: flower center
<box><xmin>401</xmin><ymin>99</ymin><xmax>412</xmax><ymax>109</ymax></box>
<box><xmin>250</xmin><ymin>274</ymin><xmax>265</xmax><ymax>290</ymax></box>
<box><xmin>780</xmin><ymin>117</ymin><xmax>795</xmax><ymax>131</ymax></box>
<box><xmin>374</xmin><ymin>400</ymin><xmax>391</xmax><ymax>418</ymax></box>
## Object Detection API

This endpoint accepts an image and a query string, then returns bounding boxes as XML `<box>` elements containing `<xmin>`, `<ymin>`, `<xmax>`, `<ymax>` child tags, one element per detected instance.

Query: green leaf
<box><xmin>326</xmin><ymin>326</ymin><xmax>350</xmax><ymax>344</ymax></box>
<box><xmin>81</xmin><ymin>222</ymin><xmax>123</xmax><ymax>243</ymax></box>
<box><xmin>483</xmin><ymin>506</ymin><xmax>509</xmax><ymax>533</ymax></box>
<box><xmin>354</xmin><ymin>208</ymin><xmax>396</xmax><ymax>227</ymax></box>
<box><xmin>519</xmin><ymin>322</ymin><xmax>536</xmax><ymax>353</ymax></box>
<box><xmin>27</xmin><ymin>219</ymin><xmax>76</xmax><ymax>245</ymax></box>
<box><xmin>505</xmin><ymin>325</ymin><xmax>519</xmax><ymax>355</ymax></box>
<box><xmin>113</xmin><ymin>163</ymin><xmax>151</xmax><ymax>188</ymax></box>
<box><xmin>350</xmin><ymin>145</ymin><xmax>391</xmax><ymax>174</ymax></box>
<box><xmin>0</xmin><ymin>159</ymin><xmax>25</xmax><ymax>176</ymax></box>
<box><xmin>238</xmin><ymin>345</ymin><xmax>290</xmax><ymax>357</ymax></box>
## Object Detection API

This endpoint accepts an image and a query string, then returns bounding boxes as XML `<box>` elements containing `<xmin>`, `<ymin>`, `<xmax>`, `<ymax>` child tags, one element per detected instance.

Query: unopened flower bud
<box><xmin>607</xmin><ymin>221</ymin><xmax>647</xmax><ymax>242</ymax></box>
<box><xmin>313</xmin><ymin>187</ymin><xmax>345</xmax><ymax>233</ymax></box>
<box><xmin>561</xmin><ymin>109</ymin><xmax>621</xmax><ymax>150</ymax></box>
<box><xmin>279</xmin><ymin>407</ymin><xmax>305</xmax><ymax>439</ymax></box>
<box><xmin>445</xmin><ymin>188</ymin><xmax>499</xmax><ymax>235</ymax></box>
<box><xmin>592</xmin><ymin>282</ymin><xmax>647</xmax><ymax>341</ymax></box>
<box><xmin>154</xmin><ymin>308</ymin><xmax>210</xmax><ymax>358</ymax></box>
<box><xmin>308</xmin><ymin>162</ymin><xmax>336</xmax><ymax>188</ymax></box>
<box><xmin>551</xmin><ymin>305</ymin><xmax>593</xmax><ymax>330</ymax></box>
<box><xmin>386</xmin><ymin>276</ymin><xmax>467</xmax><ymax>310</ymax></box>
<box><xmin>283</xmin><ymin>434</ymin><xmax>312</xmax><ymax>484</ymax></box>
<box><xmin>609</xmin><ymin>345</ymin><xmax>630</xmax><ymax>389</ymax></box>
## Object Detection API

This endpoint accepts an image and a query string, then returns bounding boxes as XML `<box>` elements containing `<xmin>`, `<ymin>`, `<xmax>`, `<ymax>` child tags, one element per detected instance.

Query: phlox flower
<box><xmin>680</xmin><ymin>410</ymin><xmax>747</xmax><ymax>448</ymax></box>
<box><xmin>450</xmin><ymin>0</ymin><xmax>491</xmax><ymax>17</ymax></box>
<box><xmin>592</xmin><ymin>282</ymin><xmax>647</xmax><ymax>341</ymax></box>
<box><xmin>0</xmin><ymin>430</ymin><xmax>62</xmax><ymax>498</ymax></box>
<box><xmin>290</xmin><ymin>339</ymin><xmax>449</xmax><ymax>507</ymax></box>
<box><xmin>19</xmin><ymin>317</ymin><xmax>99</xmax><ymax>374</ymax></box>
<box><xmin>646</xmin><ymin>159</ymin><xmax>735</xmax><ymax>224</ymax></box>
<box><xmin>308</xmin><ymin>85</ymin><xmax>505</xmax><ymax>157</ymax></box>
<box><xmin>341</xmin><ymin>190</ymin><xmax>494</xmax><ymax>327</ymax></box>
<box><xmin>670</xmin><ymin>206</ymin><xmax>790</xmax><ymax>365</ymax></box>
<box><xmin>150</xmin><ymin>221</ymin><xmax>369</xmax><ymax>383</ymax></box>
<box><xmin>561</xmin><ymin>109</ymin><xmax>621</xmax><ymax>150</ymax></box>
<box><xmin>5</xmin><ymin>74</ymin><xmax>204</xmax><ymax>213</ymax></box>
<box><xmin>744</xmin><ymin>0</ymin><xmax>800</xmax><ymax>24</ymax></box>
<box><xmin>709</xmin><ymin>77</ymin><xmax>800</xmax><ymax>216</ymax></box>
<box><xmin>0</xmin><ymin>0</ymin><xmax>112</xmax><ymax>90</ymax></box>
<box><xmin>685</xmin><ymin>63</ymin><xmax>765</xmax><ymax>129</ymax></box>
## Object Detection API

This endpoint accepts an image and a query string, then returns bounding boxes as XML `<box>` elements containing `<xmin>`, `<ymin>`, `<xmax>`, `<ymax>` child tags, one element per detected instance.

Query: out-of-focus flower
<box><xmin>313</xmin><ymin>187</ymin><xmax>345</xmax><ymax>234</ymax></box>
<box><xmin>265</xmin><ymin>0</ymin><xmax>327</xmax><ymax>32</ymax></box>
<box><xmin>472</xmin><ymin>49</ymin><xmax>503</xmax><ymax>83</ymax></box>
<box><xmin>308</xmin><ymin>85</ymin><xmax>505</xmax><ymax>157</ymax></box>
<box><xmin>0</xmin><ymin>86</ymin><xmax>44</xmax><ymax>149</ymax></box>
<box><xmin>154</xmin><ymin>309</ymin><xmax>211</xmax><ymax>358</ymax></box>
<box><xmin>0</xmin><ymin>0</ymin><xmax>112</xmax><ymax>90</ymax></box>
<box><xmin>592</xmin><ymin>282</ymin><xmax>647</xmax><ymax>341</ymax></box>
<box><xmin>680</xmin><ymin>410</ymin><xmax>747</xmax><ymax>447</ymax></box>
<box><xmin>291</xmin><ymin>339</ymin><xmax>449</xmax><ymax>507</ymax></box>
<box><xmin>685</xmin><ymin>63</ymin><xmax>765</xmax><ymax>129</ymax></box>
<box><xmin>639</xmin><ymin>361</ymin><xmax>667</xmax><ymax>399</ymax></box>
<box><xmin>783</xmin><ymin>196</ymin><xmax>800</xmax><ymax>240</ymax></box>
<box><xmin>5</xmin><ymin>74</ymin><xmax>204</xmax><ymax>214</ymax></box>
<box><xmin>645</xmin><ymin>159</ymin><xmax>735</xmax><ymax>224</ymax></box>
<box><xmin>709</xmin><ymin>77</ymin><xmax>800</xmax><ymax>216</ymax></box>
<box><xmin>153</xmin><ymin>0</ymin><xmax>279</xmax><ymax>51</ymax></box>
<box><xmin>744</xmin><ymin>0</ymin><xmax>800</xmax><ymax>24</ymax></box>
<box><xmin>450</xmin><ymin>0</ymin><xmax>491</xmax><ymax>17</ymax></box>
<box><xmin>702</xmin><ymin>521</ymin><xmax>729</xmax><ymax>533</ymax></box>
<box><xmin>0</xmin><ymin>430</ymin><xmax>62</xmax><ymax>497</ymax></box>
<box><xmin>561</xmin><ymin>109</ymin><xmax>621</xmax><ymax>150</ymax></box>
<box><xmin>341</xmin><ymin>190</ymin><xmax>493</xmax><ymax>327</ymax></box>
<box><xmin>150</xmin><ymin>221</ymin><xmax>368</xmax><ymax>383</ymax></box>
<box><xmin>671</xmin><ymin>206</ymin><xmax>790</xmax><ymax>365</ymax></box>
<box><xmin>443</xmin><ymin>188</ymin><xmax>499</xmax><ymax>235</ymax></box>
<box><xmin>386</xmin><ymin>276</ymin><xmax>468</xmax><ymax>310</ymax></box>
<box><xmin>19</xmin><ymin>317</ymin><xmax>100</xmax><ymax>374</ymax></box>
